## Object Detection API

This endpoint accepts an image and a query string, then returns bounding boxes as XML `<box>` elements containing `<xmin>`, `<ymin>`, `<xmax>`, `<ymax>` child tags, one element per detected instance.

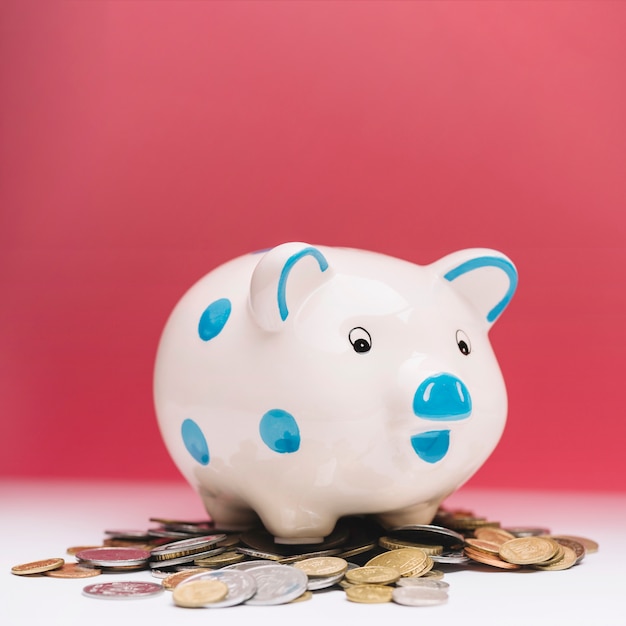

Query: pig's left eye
<box><xmin>349</xmin><ymin>327</ymin><xmax>372</xmax><ymax>353</ymax></box>
<box><xmin>456</xmin><ymin>329</ymin><xmax>471</xmax><ymax>355</ymax></box>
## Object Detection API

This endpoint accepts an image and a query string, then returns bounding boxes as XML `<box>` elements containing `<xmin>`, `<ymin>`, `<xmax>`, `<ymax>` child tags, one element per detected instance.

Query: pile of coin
<box><xmin>10</xmin><ymin>505</ymin><xmax>599</xmax><ymax>606</ymax></box>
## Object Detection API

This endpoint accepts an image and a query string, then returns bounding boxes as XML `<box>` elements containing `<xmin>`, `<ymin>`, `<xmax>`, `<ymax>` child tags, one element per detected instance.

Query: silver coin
<box><xmin>396</xmin><ymin>578</ymin><xmax>450</xmax><ymax>590</ymax></box>
<box><xmin>430</xmin><ymin>550</ymin><xmax>469</xmax><ymax>564</ymax></box>
<box><xmin>182</xmin><ymin>569</ymin><xmax>256</xmax><ymax>608</ymax></box>
<box><xmin>82</xmin><ymin>581</ymin><xmax>164</xmax><ymax>600</ymax></box>
<box><xmin>222</xmin><ymin>559</ymin><xmax>277</xmax><ymax>570</ymax></box>
<box><xmin>244</xmin><ymin>564</ymin><xmax>308</xmax><ymax>606</ymax></box>
<box><xmin>388</xmin><ymin>524</ymin><xmax>465</xmax><ymax>549</ymax></box>
<box><xmin>75</xmin><ymin>547</ymin><xmax>151</xmax><ymax>567</ymax></box>
<box><xmin>306</xmin><ymin>570</ymin><xmax>346</xmax><ymax>591</ymax></box>
<box><xmin>392</xmin><ymin>586</ymin><xmax>449</xmax><ymax>607</ymax></box>
<box><xmin>504</xmin><ymin>526</ymin><xmax>551</xmax><ymax>537</ymax></box>
<box><xmin>150</xmin><ymin>534</ymin><xmax>226</xmax><ymax>557</ymax></box>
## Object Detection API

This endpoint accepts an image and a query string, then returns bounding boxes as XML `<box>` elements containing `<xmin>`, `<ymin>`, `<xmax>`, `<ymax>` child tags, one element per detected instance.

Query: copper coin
<box><xmin>75</xmin><ymin>547</ymin><xmax>151</xmax><ymax>567</ymax></box>
<box><xmin>11</xmin><ymin>558</ymin><xmax>65</xmax><ymax>576</ymax></box>
<box><xmin>82</xmin><ymin>581</ymin><xmax>164</xmax><ymax>600</ymax></box>
<box><xmin>46</xmin><ymin>563</ymin><xmax>102</xmax><ymax>578</ymax></box>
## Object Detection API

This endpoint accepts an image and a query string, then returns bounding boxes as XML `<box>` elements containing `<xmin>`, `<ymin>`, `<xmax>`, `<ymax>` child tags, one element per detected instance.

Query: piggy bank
<box><xmin>154</xmin><ymin>242</ymin><xmax>517</xmax><ymax>543</ymax></box>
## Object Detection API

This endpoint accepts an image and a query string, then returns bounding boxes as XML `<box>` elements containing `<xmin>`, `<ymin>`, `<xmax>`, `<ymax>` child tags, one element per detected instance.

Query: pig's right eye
<box><xmin>349</xmin><ymin>327</ymin><xmax>372</xmax><ymax>353</ymax></box>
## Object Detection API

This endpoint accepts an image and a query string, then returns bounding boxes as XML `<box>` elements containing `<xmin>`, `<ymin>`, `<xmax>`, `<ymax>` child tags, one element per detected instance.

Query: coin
<box><xmin>534</xmin><ymin>545</ymin><xmax>578</xmax><ymax>571</ymax></box>
<box><xmin>162</xmin><ymin>568</ymin><xmax>213</xmax><ymax>590</ymax></box>
<box><xmin>464</xmin><ymin>538</ymin><xmax>502</xmax><ymax>555</ymax></box>
<box><xmin>11</xmin><ymin>558</ymin><xmax>65</xmax><ymax>576</ymax></box>
<box><xmin>345</xmin><ymin>584</ymin><xmax>393</xmax><ymax>603</ymax></box>
<box><xmin>396</xmin><ymin>577</ymin><xmax>450</xmax><ymax>590</ymax></box>
<box><xmin>172</xmin><ymin>579</ymin><xmax>229</xmax><ymax>607</ymax></box>
<box><xmin>82</xmin><ymin>581</ymin><xmax>164</xmax><ymax>600</ymax></box>
<box><xmin>366</xmin><ymin>547</ymin><xmax>428</xmax><ymax>576</ymax></box>
<box><xmin>292</xmin><ymin>556</ymin><xmax>348</xmax><ymax>577</ymax></box>
<box><xmin>290</xmin><ymin>590</ymin><xmax>313</xmax><ymax>602</ymax></box>
<box><xmin>504</xmin><ymin>526</ymin><xmax>551</xmax><ymax>538</ymax></box>
<box><xmin>222</xmin><ymin>559</ymin><xmax>277</xmax><ymax>570</ymax></box>
<box><xmin>464</xmin><ymin>547</ymin><xmax>521</xmax><ymax>570</ymax></box>
<box><xmin>498</xmin><ymin>537</ymin><xmax>559</xmax><ymax>565</ymax></box>
<box><xmin>45</xmin><ymin>563</ymin><xmax>102</xmax><ymax>578</ymax></box>
<box><xmin>75</xmin><ymin>547</ymin><xmax>151</xmax><ymax>568</ymax></box>
<box><xmin>244</xmin><ymin>564</ymin><xmax>309</xmax><ymax>605</ymax></box>
<box><xmin>345</xmin><ymin>565</ymin><xmax>400</xmax><ymax>585</ymax></box>
<box><xmin>551</xmin><ymin>534</ymin><xmax>598</xmax><ymax>554</ymax></box>
<box><xmin>388</xmin><ymin>524</ymin><xmax>465</xmax><ymax>549</ymax></box>
<box><xmin>430</xmin><ymin>549</ymin><xmax>470</xmax><ymax>565</ymax></box>
<box><xmin>379</xmin><ymin>536</ymin><xmax>443</xmax><ymax>555</ymax></box>
<box><xmin>549</xmin><ymin>536</ymin><xmax>586</xmax><ymax>563</ymax></box>
<box><xmin>308</xmin><ymin>573</ymin><xmax>347</xmax><ymax>591</ymax></box>
<box><xmin>67</xmin><ymin>545</ymin><xmax>102</xmax><ymax>555</ymax></box>
<box><xmin>392</xmin><ymin>585</ymin><xmax>448</xmax><ymax>606</ymax></box>
<box><xmin>183</xmin><ymin>569</ymin><xmax>257</xmax><ymax>608</ymax></box>
<box><xmin>194</xmin><ymin>550</ymin><xmax>245</xmax><ymax>567</ymax></box>
<box><xmin>473</xmin><ymin>527</ymin><xmax>516</xmax><ymax>545</ymax></box>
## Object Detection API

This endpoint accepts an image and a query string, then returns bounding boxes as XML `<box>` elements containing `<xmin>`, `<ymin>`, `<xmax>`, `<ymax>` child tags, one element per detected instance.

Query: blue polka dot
<box><xmin>259</xmin><ymin>409</ymin><xmax>301</xmax><ymax>453</ymax></box>
<box><xmin>181</xmin><ymin>419</ymin><xmax>210</xmax><ymax>465</ymax></box>
<box><xmin>410</xmin><ymin>430</ymin><xmax>450</xmax><ymax>464</ymax></box>
<box><xmin>198</xmin><ymin>298</ymin><xmax>231</xmax><ymax>341</ymax></box>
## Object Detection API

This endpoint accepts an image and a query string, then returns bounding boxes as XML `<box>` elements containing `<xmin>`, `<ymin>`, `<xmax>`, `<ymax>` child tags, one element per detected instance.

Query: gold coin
<box><xmin>410</xmin><ymin>555</ymin><xmax>435</xmax><ymax>577</ymax></box>
<box><xmin>345</xmin><ymin>565</ymin><xmax>400</xmax><ymax>585</ymax></box>
<box><xmin>498</xmin><ymin>537</ymin><xmax>559</xmax><ymax>565</ymax></box>
<box><xmin>536</xmin><ymin>542</ymin><xmax>564</xmax><ymax>566</ymax></box>
<box><xmin>292</xmin><ymin>556</ymin><xmax>348</xmax><ymax>577</ymax></box>
<box><xmin>551</xmin><ymin>535</ymin><xmax>598</xmax><ymax>554</ymax></box>
<box><xmin>45</xmin><ymin>563</ymin><xmax>101</xmax><ymax>578</ymax></box>
<box><xmin>421</xmin><ymin>569</ymin><xmax>445</xmax><ymax>580</ymax></box>
<box><xmin>366</xmin><ymin>547</ymin><xmax>427</xmax><ymax>576</ymax></box>
<box><xmin>464</xmin><ymin>547</ymin><xmax>521</xmax><ymax>570</ymax></box>
<box><xmin>66</xmin><ymin>546</ymin><xmax>103</xmax><ymax>556</ymax></box>
<box><xmin>290</xmin><ymin>591</ymin><xmax>313</xmax><ymax>603</ymax></box>
<box><xmin>172</xmin><ymin>579</ymin><xmax>229</xmax><ymax>608</ymax></box>
<box><xmin>11</xmin><ymin>558</ymin><xmax>65</xmax><ymax>576</ymax></box>
<box><xmin>194</xmin><ymin>551</ymin><xmax>244</xmax><ymax>567</ymax></box>
<box><xmin>464</xmin><ymin>538</ymin><xmax>502</xmax><ymax>555</ymax></box>
<box><xmin>345</xmin><ymin>584</ymin><xmax>393</xmax><ymax>604</ymax></box>
<box><xmin>534</xmin><ymin>545</ymin><xmax>578</xmax><ymax>571</ymax></box>
<box><xmin>378</xmin><ymin>536</ymin><xmax>443</xmax><ymax>555</ymax></box>
<box><xmin>473</xmin><ymin>527</ymin><xmax>516</xmax><ymax>545</ymax></box>
<box><xmin>162</xmin><ymin>568</ymin><xmax>212</xmax><ymax>590</ymax></box>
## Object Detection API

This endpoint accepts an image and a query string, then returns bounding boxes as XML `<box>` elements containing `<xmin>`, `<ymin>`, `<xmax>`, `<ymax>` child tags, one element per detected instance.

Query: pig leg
<box><xmin>198</xmin><ymin>486</ymin><xmax>261</xmax><ymax>531</ymax></box>
<box><xmin>255</xmin><ymin>499</ymin><xmax>339</xmax><ymax>545</ymax></box>
<box><xmin>375</xmin><ymin>499</ymin><xmax>442</xmax><ymax>529</ymax></box>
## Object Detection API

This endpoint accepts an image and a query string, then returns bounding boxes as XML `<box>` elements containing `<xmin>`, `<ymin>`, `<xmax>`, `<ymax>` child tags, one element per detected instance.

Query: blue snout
<box><xmin>413</xmin><ymin>373</ymin><xmax>472</xmax><ymax>421</ymax></box>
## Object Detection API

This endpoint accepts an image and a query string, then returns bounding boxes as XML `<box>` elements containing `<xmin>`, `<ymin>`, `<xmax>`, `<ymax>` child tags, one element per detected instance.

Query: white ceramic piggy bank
<box><xmin>154</xmin><ymin>242</ymin><xmax>517</xmax><ymax>543</ymax></box>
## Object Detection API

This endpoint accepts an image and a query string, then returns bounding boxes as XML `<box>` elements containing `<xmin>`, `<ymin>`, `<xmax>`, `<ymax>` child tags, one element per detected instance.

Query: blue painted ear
<box><xmin>434</xmin><ymin>249</ymin><xmax>518</xmax><ymax>326</ymax></box>
<box><xmin>249</xmin><ymin>242</ymin><xmax>331</xmax><ymax>332</ymax></box>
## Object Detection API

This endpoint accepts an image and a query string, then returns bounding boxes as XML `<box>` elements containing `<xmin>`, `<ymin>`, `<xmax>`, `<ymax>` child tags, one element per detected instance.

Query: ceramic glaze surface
<box><xmin>154</xmin><ymin>242</ymin><xmax>517</xmax><ymax>542</ymax></box>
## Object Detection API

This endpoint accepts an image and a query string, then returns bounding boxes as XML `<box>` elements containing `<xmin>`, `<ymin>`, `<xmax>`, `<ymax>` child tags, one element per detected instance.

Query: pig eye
<box><xmin>349</xmin><ymin>327</ymin><xmax>372</xmax><ymax>353</ymax></box>
<box><xmin>456</xmin><ymin>329</ymin><xmax>471</xmax><ymax>355</ymax></box>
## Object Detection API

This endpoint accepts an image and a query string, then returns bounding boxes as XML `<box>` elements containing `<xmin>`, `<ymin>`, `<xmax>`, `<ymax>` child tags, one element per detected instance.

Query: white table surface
<box><xmin>2</xmin><ymin>479</ymin><xmax>625</xmax><ymax>626</ymax></box>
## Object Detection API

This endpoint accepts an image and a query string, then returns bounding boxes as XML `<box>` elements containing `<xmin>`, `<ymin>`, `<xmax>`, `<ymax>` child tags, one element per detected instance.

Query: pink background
<box><xmin>1</xmin><ymin>1</ymin><xmax>625</xmax><ymax>491</ymax></box>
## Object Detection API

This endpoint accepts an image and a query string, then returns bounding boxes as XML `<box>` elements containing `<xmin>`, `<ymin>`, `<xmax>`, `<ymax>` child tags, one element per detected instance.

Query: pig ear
<box><xmin>433</xmin><ymin>249</ymin><xmax>518</xmax><ymax>326</ymax></box>
<box><xmin>249</xmin><ymin>242</ymin><xmax>331</xmax><ymax>332</ymax></box>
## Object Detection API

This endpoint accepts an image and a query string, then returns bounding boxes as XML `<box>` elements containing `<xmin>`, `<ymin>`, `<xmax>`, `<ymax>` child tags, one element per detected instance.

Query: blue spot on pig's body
<box><xmin>198</xmin><ymin>298</ymin><xmax>231</xmax><ymax>341</ymax></box>
<box><xmin>182</xmin><ymin>418</ymin><xmax>210</xmax><ymax>465</ymax></box>
<box><xmin>259</xmin><ymin>409</ymin><xmax>301</xmax><ymax>453</ymax></box>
